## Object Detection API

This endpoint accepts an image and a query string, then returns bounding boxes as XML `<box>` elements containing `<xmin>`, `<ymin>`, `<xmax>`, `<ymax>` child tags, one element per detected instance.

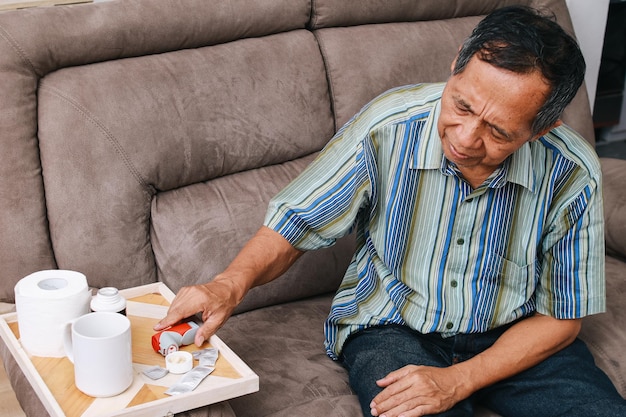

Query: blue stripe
<box><xmin>432</xmin><ymin>178</ymin><xmax>460</xmax><ymax>331</ymax></box>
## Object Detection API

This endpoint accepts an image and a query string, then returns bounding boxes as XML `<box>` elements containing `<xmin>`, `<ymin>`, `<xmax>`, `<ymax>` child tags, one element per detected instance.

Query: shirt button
<box><xmin>446</xmin><ymin>322</ymin><xmax>454</xmax><ymax>330</ymax></box>
<box><xmin>451</xmin><ymin>280</ymin><xmax>458</xmax><ymax>288</ymax></box>
<box><xmin>457</xmin><ymin>238</ymin><xmax>465</xmax><ymax>245</ymax></box>
<box><xmin>466</xmin><ymin>198</ymin><xmax>473</xmax><ymax>203</ymax></box>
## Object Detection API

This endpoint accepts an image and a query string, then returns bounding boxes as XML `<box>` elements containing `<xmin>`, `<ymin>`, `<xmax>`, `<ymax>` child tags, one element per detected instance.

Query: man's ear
<box><xmin>450</xmin><ymin>47</ymin><xmax>462</xmax><ymax>74</ymax></box>
<box><xmin>450</xmin><ymin>45</ymin><xmax>464</xmax><ymax>73</ymax></box>
<box><xmin>450</xmin><ymin>55</ymin><xmax>457</xmax><ymax>73</ymax></box>
<box><xmin>531</xmin><ymin>120</ymin><xmax>562</xmax><ymax>142</ymax></box>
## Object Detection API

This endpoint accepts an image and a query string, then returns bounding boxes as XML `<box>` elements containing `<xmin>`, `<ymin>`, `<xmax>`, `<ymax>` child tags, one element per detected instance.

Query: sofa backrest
<box><xmin>0</xmin><ymin>0</ymin><xmax>593</xmax><ymax>312</ymax></box>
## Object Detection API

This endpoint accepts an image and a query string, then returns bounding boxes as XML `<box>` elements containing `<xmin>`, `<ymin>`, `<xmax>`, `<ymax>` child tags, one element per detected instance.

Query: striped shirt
<box><xmin>264</xmin><ymin>83</ymin><xmax>605</xmax><ymax>359</ymax></box>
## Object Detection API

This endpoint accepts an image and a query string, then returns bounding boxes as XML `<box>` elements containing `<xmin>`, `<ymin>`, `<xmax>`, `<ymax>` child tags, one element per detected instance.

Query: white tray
<box><xmin>0</xmin><ymin>282</ymin><xmax>258</xmax><ymax>417</ymax></box>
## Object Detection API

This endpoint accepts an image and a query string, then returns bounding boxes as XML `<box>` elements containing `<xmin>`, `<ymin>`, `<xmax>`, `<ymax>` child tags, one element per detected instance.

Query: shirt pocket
<box><xmin>483</xmin><ymin>253</ymin><xmax>536</xmax><ymax>310</ymax></box>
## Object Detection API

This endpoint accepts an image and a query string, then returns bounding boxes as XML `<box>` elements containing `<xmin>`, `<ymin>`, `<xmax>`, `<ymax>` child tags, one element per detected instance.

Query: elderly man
<box><xmin>156</xmin><ymin>6</ymin><xmax>626</xmax><ymax>416</ymax></box>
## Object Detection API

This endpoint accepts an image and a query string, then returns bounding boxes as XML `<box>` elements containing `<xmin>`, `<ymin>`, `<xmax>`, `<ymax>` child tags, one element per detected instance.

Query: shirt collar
<box><xmin>411</xmin><ymin>99</ymin><xmax>444</xmax><ymax>170</ymax></box>
<box><xmin>505</xmin><ymin>141</ymin><xmax>536</xmax><ymax>192</ymax></box>
<box><xmin>411</xmin><ymin>98</ymin><xmax>536</xmax><ymax>193</ymax></box>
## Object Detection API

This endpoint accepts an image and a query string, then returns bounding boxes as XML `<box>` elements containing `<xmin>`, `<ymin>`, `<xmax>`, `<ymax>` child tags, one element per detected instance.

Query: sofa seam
<box><xmin>0</xmin><ymin>23</ymin><xmax>40</xmax><ymax>77</ymax></box>
<box><xmin>38</xmin><ymin>83</ymin><xmax>156</xmax><ymax>198</ymax></box>
<box><xmin>308</xmin><ymin>0</ymin><xmax>318</xmax><ymax>29</ymax></box>
<box><xmin>311</xmin><ymin>29</ymin><xmax>337</xmax><ymax>134</ymax></box>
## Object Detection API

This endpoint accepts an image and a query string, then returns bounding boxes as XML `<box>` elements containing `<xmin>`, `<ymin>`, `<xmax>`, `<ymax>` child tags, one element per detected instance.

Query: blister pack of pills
<box><xmin>192</xmin><ymin>347</ymin><xmax>219</xmax><ymax>368</ymax></box>
<box><xmin>165</xmin><ymin>366</ymin><xmax>215</xmax><ymax>395</ymax></box>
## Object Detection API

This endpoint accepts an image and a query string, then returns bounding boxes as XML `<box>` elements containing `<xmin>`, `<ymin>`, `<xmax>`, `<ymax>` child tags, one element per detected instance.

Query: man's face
<box><xmin>437</xmin><ymin>55</ymin><xmax>555</xmax><ymax>186</ymax></box>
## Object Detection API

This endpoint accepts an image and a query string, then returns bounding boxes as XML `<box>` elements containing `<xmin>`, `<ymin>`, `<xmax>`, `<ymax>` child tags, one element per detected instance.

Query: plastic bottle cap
<box><xmin>90</xmin><ymin>287</ymin><xmax>126</xmax><ymax>315</ymax></box>
<box><xmin>166</xmin><ymin>351</ymin><xmax>193</xmax><ymax>374</ymax></box>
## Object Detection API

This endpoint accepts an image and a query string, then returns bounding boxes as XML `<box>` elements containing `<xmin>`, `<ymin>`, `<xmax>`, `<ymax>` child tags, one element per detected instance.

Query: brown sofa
<box><xmin>1</xmin><ymin>0</ymin><xmax>624</xmax><ymax>416</ymax></box>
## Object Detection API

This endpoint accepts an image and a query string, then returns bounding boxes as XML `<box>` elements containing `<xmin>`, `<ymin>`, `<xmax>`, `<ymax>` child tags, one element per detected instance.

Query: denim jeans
<box><xmin>340</xmin><ymin>324</ymin><xmax>626</xmax><ymax>417</ymax></box>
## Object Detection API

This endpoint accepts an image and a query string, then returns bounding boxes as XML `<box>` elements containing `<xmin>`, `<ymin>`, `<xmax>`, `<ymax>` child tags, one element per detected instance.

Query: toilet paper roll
<box><xmin>15</xmin><ymin>270</ymin><xmax>91</xmax><ymax>357</ymax></box>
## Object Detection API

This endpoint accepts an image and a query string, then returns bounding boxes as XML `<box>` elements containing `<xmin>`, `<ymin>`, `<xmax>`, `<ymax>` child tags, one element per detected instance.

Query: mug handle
<box><xmin>63</xmin><ymin>319</ymin><xmax>76</xmax><ymax>363</ymax></box>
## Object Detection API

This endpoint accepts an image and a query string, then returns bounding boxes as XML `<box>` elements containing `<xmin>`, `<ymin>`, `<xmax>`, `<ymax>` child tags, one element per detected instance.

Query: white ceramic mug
<box><xmin>63</xmin><ymin>312</ymin><xmax>133</xmax><ymax>397</ymax></box>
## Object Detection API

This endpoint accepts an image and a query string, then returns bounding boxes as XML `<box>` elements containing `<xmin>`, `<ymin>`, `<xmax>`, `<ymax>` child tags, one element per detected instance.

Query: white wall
<box><xmin>565</xmin><ymin>0</ymin><xmax>610</xmax><ymax>109</ymax></box>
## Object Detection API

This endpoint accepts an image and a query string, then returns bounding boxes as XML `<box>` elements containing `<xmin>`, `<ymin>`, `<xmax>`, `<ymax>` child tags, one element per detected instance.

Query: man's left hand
<box><xmin>369</xmin><ymin>364</ymin><xmax>468</xmax><ymax>417</ymax></box>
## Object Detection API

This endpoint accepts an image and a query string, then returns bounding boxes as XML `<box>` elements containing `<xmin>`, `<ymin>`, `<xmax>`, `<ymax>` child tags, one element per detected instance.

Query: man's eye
<box><xmin>490</xmin><ymin>126</ymin><xmax>507</xmax><ymax>141</ymax></box>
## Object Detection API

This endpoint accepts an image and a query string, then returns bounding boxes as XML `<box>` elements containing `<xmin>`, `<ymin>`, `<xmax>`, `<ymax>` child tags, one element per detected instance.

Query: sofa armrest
<box><xmin>601</xmin><ymin>157</ymin><xmax>626</xmax><ymax>260</ymax></box>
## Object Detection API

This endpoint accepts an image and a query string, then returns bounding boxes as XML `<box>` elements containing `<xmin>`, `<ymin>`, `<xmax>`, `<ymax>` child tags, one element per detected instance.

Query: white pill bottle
<box><xmin>90</xmin><ymin>287</ymin><xmax>127</xmax><ymax>315</ymax></box>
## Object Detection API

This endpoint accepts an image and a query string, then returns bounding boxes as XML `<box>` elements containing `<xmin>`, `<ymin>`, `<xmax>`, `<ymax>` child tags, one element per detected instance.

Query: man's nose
<box><xmin>457</xmin><ymin>119</ymin><xmax>483</xmax><ymax>149</ymax></box>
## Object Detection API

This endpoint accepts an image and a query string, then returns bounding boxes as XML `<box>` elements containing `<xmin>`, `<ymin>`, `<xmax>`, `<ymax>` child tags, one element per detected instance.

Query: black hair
<box><xmin>453</xmin><ymin>5</ymin><xmax>586</xmax><ymax>136</ymax></box>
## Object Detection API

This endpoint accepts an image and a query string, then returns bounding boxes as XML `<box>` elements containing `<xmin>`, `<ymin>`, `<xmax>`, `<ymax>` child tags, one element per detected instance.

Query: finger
<box><xmin>153</xmin><ymin>286</ymin><xmax>205</xmax><ymax>330</ymax></box>
<box><xmin>376</xmin><ymin>374</ymin><xmax>397</xmax><ymax>388</ymax></box>
<box><xmin>371</xmin><ymin>372</ymin><xmax>417</xmax><ymax>412</ymax></box>
<box><xmin>376</xmin><ymin>365</ymin><xmax>415</xmax><ymax>388</ymax></box>
<box><xmin>376</xmin><ymin>365</ymin><xmax>412</xmax><ymax>388</ymax></box>
<box><xmin>153</xmin><ymin>311</ymin><xmax>184</xmax><ymax>331</ymax></box>
<box><xmin>194</xmin><ymin>322</ymin><xmax>211</xmax><ymax>346</ymax></box>
<box><xmin>371</xmin><ymin>386</ymin><xmax>402</xmax><ymax>414</ymax></box>
<box><xmin>153</xmin><ymin>299</ymin><xmax>197</xmax><ymax>330</ymax></box>
<box><xmin>372</xmin><ymin>391</ymin><xmax>426</xmax><ymax>417</ymax></box>
<box><xmin>194</xmin><ymin>308</ymin><xmax>229</xmax><ymax>346</ymax></box>
<box><xmin>378</xmin><ymin>400</ymin><xmax>431</xmax><ymax>417</ymax></box>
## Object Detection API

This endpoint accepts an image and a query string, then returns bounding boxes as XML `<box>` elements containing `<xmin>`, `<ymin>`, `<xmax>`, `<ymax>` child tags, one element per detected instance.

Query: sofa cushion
<box><xmin>601</xmin><ymin>158</ymin><xmax>626</xmax><ymax>260</ymax></box>
<box><xmin>579</xmin><ymin>255</ymin><xmax>626</xmax><ymax>397</ymax></box>
<box><xmin>218</xmin><ymin>294</ymin><xmax>360</xmax><ymax>416</ymax></box>
<box><xmin>315</xmin><ymin>18</ymin><xmax>479</xmax><ymax>130</ymax></box>
<box><xmin>152</xmin><ymin>156</ymin><xmax>356</xmax><ymax>312</ymax></box>
<box><xmin>36</xmin><ymin>30</ymin><xmax>335</xmax><ymax>291</ymax></box>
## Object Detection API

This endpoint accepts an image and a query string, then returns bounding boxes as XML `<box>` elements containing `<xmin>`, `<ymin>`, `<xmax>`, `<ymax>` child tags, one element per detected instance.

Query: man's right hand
<box><xmin>154</xmin><ymin>278</ymin><xmax>244</xmax><ymax>346</ymax></box>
